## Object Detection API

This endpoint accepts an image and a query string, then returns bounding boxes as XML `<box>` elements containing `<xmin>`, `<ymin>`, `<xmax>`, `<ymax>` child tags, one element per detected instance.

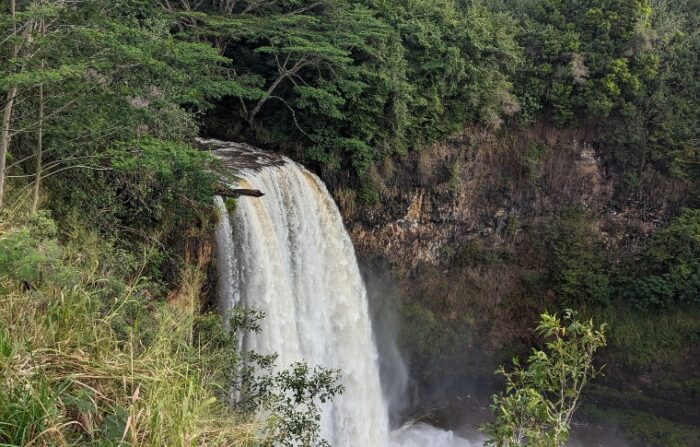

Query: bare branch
<box><xmin>269</xmin><ymin>95</ymin><xmax>308</xmax><ymax>136</ymax></box>
<box><xmin>288</xmin><ymin>2</ymin><xmax>322</xmax><ymax>16</ymax></box>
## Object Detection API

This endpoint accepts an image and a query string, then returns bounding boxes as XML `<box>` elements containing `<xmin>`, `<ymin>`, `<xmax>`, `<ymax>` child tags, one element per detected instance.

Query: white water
<box><xmin>215</xmin><ymin>155</ymin><xmax>477</xmax><ymax>446</ymax></box>
<box><xmin>214</xmin><ymin>196</ymin><xmax>240</xmax><ymax>316</ymax></box>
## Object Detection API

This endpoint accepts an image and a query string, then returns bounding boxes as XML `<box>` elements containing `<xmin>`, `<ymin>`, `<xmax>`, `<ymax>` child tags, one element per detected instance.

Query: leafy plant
<box><xmin>219</xmin><ymin>307</ymin><xmax>344</xmax><ymax>447</ymax></box>
<box><xmin>482</xmin><ymin>310</ymin><xmax>607</xmax><ymax>447</ymax></box>
<box><xmin>257</xmin><ymin>363</ymin><xmax>344</xmax><ymax>447</ymax></box>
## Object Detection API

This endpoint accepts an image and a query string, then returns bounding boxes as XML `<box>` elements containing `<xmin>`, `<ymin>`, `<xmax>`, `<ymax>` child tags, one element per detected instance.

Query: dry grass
<box><xmin>0</xmin><ymin>218</ymin><xmax>259</xmax><ymax>447</ymax></box>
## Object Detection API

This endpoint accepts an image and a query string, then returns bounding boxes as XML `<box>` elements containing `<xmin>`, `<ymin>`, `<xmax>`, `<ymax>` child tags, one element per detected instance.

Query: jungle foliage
<box><xmin>1</xmin><ymin>0</ymin><xmax>697</xmax><ymax>220</ymax></box>
<box><xmin>181</xmin><ymin>0</ymin><xmax>698</xmax><ymax>193</ymax></box>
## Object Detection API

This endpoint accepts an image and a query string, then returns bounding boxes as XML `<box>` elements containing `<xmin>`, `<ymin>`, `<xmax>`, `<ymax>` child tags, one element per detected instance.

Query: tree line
<box><xmin>2</xmin><ymin>0</ymin><xmax>697</xmax><ymax>213</ymax></box>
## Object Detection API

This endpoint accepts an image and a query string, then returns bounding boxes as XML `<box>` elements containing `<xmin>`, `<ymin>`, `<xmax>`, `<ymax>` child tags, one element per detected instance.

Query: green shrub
<box><xmin>108</xmin><ymin>138</ymin><xmax>217</xmax><ymax>224</ymax></box>
<box><xmin>547</xmin><ymin>208</ymin><xmax>611</xmax><ymax>308</ymax></box>
<box><xmin>482</xmin><ymin>310</ymin><xmax>607</xmax><ymax>447</ymax></box>
<box><xmin>623</xmin><ymin>208</ymin><xmax>700</xmax><ymax>308</ymax></box>
<box><xmin>0</xmin><ymin>213</ymin><xmax>78</xmax><ymax>288</ymax></box>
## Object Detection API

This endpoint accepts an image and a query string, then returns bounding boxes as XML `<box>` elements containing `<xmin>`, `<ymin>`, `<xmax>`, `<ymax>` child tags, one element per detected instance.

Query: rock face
<box><xmin>328</xmin><ymin>127</ymin><xmax>619</xmax><ymax>358</ymax></box>
<box><xmin>341</xmin><ymin>128</ymin><xmax>593</xmax><ymax>271</ymax></box>
<box><xmin>335</xmin><ymin>125</ymin><xmax>686</xmax><ymax>279</ymax></box>
<box><xmin>195</xmin><ymin>138</ymin><xmax>286</xmax><ymax>172</ymax></box>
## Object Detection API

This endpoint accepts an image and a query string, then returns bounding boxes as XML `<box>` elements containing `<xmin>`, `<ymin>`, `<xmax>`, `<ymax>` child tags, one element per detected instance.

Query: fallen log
<box><xmin>215</xmin><ymin>188</ymin><xmax>265</xmax><ymax>198</ymax></box>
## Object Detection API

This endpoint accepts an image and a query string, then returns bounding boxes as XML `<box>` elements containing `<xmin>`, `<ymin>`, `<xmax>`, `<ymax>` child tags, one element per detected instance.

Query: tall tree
<box><xmin>1</xmin><ymin>0</ymin><xmax>238</xmax><ymax>245</ymax></box>
<box><xmin>30</xmin><ymin>12</ymin><xmax>45</xmax><ymax>214</ymax></box>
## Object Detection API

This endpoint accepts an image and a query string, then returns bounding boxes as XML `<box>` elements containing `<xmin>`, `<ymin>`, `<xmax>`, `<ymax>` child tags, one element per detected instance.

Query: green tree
<box><xmin>606</xmin><ymin>0</ymin><xmax>700</xmax><ymax>187</ymax></box>
<box><xmin>482</xmin><ymin>310</ymin><xmax>607</xmax><ymax>447</ymax></box>
<box><xmin>168</xmin><ymin>0</ymin><xmax>520</xmax><ymax>186</ymax></box>
<box><xmin>503</xmin><ymin>0</ymin><xmax>655</xmax><ymax>124</ymax></box>
<box><xmin>179</xmin><ymin>0</ymin><xmax>411</xmax><ymax>175</ymax></box>
<box><xmin>0</xmin><ymin>0</ymin><xmax>244</xmax><ymax>285</ymax></box>
<box><xmin>0</xmin><ymin>0</ymin><xmax>61</xmax><ymax>209</ymax></box>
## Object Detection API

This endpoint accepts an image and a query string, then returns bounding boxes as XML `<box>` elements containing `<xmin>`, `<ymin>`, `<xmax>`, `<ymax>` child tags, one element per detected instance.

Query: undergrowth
<box><xmin>596</xmin><ymin>305</ymin><xmax>700</xmax><ymax>370</ymax></box>
<box><xmin>580</xmin><ymin>405</ymin><xmax>700</xmax><ymax>447</ymax></box>
<box><xmin>0</xmin><ymin>211</ymin><xmax>258</xmax><ymax>446</ymax></box>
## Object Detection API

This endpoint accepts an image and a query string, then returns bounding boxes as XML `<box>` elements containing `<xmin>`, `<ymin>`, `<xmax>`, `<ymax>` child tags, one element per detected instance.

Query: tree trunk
<box><xmin>247</xmin><ymin>56</ymin><xmax>311</xmax><ymax>125</ymax></box>
<box><xmin>31</xmin><ymin>14</ymin><xmax>45</xmax><ymax>215</ymax></box>
<box><xmin>248</xmin><ymin>72</ymin><xmax>289</xmax><ymax>126</ymax></box>
<box><xmin>0</xmin><ymin>87</ymin><xmax>17</xmax><ymax>210</ymax></box>
<box><xmin>31</xmin><ymin>75</ymin><xmax>44</xmax><ymax>214</ymax></box>
<box><xmin>216</xmin><ymin>188</ymin><xmax>265</xmax><ymax>198</ymax></box>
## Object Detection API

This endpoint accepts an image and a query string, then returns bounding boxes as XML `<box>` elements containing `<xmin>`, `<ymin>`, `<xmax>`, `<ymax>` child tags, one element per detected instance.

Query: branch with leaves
<box><xmin>481</xmin><ymin>310</ymin><xmax>607</xmax><ymax>447</ymax></box>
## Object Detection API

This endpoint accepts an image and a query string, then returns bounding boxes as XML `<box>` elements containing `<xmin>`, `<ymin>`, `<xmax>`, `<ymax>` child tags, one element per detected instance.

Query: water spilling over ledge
<box><xmin>195</xmin><ymin>138</ymin><xmax>286</xmax><ymax>173</ymax></box>
<box><xmin>213</xmin><ymin>143</ymin><xmax>390</xmax><ymax>445</ymax></box>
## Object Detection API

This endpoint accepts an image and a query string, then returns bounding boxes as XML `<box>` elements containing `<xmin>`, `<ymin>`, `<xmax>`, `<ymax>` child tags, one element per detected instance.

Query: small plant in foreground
<box><xmin>481</xmin><ymin>310</ymin><xmax>607</xmax><ymax>447</ymax></box>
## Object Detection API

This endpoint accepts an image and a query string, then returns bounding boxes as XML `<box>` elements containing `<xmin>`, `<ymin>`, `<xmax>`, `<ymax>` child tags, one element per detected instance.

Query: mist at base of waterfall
<box><xmin>389</xmin><ymin>422</ymin><xmax>631</xmax><ymax>447</ymax></box>
<box><xmin>390</xmin><ymin>419</ymin><xmax>631</xmax><ymax>447</ymax></box>
<box><xmin>391</xmin><ymin>423</ymin><xmax>482</xmax><ymax>447</ymax></box>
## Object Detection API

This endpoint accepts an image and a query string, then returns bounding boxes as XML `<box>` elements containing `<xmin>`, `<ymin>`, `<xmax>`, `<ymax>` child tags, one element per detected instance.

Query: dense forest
<box><xmin>0</xmin><ymin>0</ymin><xmax>698</xmax><ymax>446</ymax></box>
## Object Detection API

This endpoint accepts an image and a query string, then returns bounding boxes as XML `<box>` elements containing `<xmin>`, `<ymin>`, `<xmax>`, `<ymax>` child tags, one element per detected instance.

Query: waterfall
<box><xmin>216</xmin><ymin>161</ymin><xmax>389</xmax><ymax>445</ymax></box>
<box><xmin>212</xmin><ymin>142</ymin><xmax>476</xmax><ymax>447</ymax></box>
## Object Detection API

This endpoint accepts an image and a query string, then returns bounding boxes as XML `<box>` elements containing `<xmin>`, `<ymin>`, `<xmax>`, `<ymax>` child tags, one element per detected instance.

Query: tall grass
<box><xmin>596</xmin><ymin>305</ymin><xmax>700</xmax><ymax>369</ymax></box>
<box><xmin>0</xmin><ymin>212</ymin><xmax>258</xmax><ymax>446</ymax></box>
<box><xmin>580</xmin><ymin>405</ymin><xmax>700</xmax><ymax>447</ymax></box>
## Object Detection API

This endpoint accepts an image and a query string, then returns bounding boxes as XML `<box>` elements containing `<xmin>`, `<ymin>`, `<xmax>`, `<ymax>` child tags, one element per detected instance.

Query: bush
<box><xmin>547</xmin><ymin>208</ymin><xmax>611</xmax><ymax>308</ymax></box>
<box><xmin>482</xmin><ymin>310</ymin><xmax>607</xmax><ymax>447</ymax></box>
<box><xmin>623</xmin><ymin>208</ymin><xmax>700</xmax><ymax>308</ymax></box>
<box><xmin>108</xmin><ymin>139</ymin><xmax>217</xmax><ymax>226</ymax></box>
<box><xmin>0</xmin><ymin>212</ymin><xmax>77</xmax><ymax>288</ymax></box>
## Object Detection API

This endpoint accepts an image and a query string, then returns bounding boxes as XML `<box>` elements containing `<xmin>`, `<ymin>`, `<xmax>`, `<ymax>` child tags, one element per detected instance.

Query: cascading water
<box><xmin>214</xmin><ymin>195</ymin><xmax>239</xmax><ymax>317</ymax></box>
<box><xmin>211</xmin><ymin>140</ymin><xmax>475</xmax><ymax>447</ymax></box>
